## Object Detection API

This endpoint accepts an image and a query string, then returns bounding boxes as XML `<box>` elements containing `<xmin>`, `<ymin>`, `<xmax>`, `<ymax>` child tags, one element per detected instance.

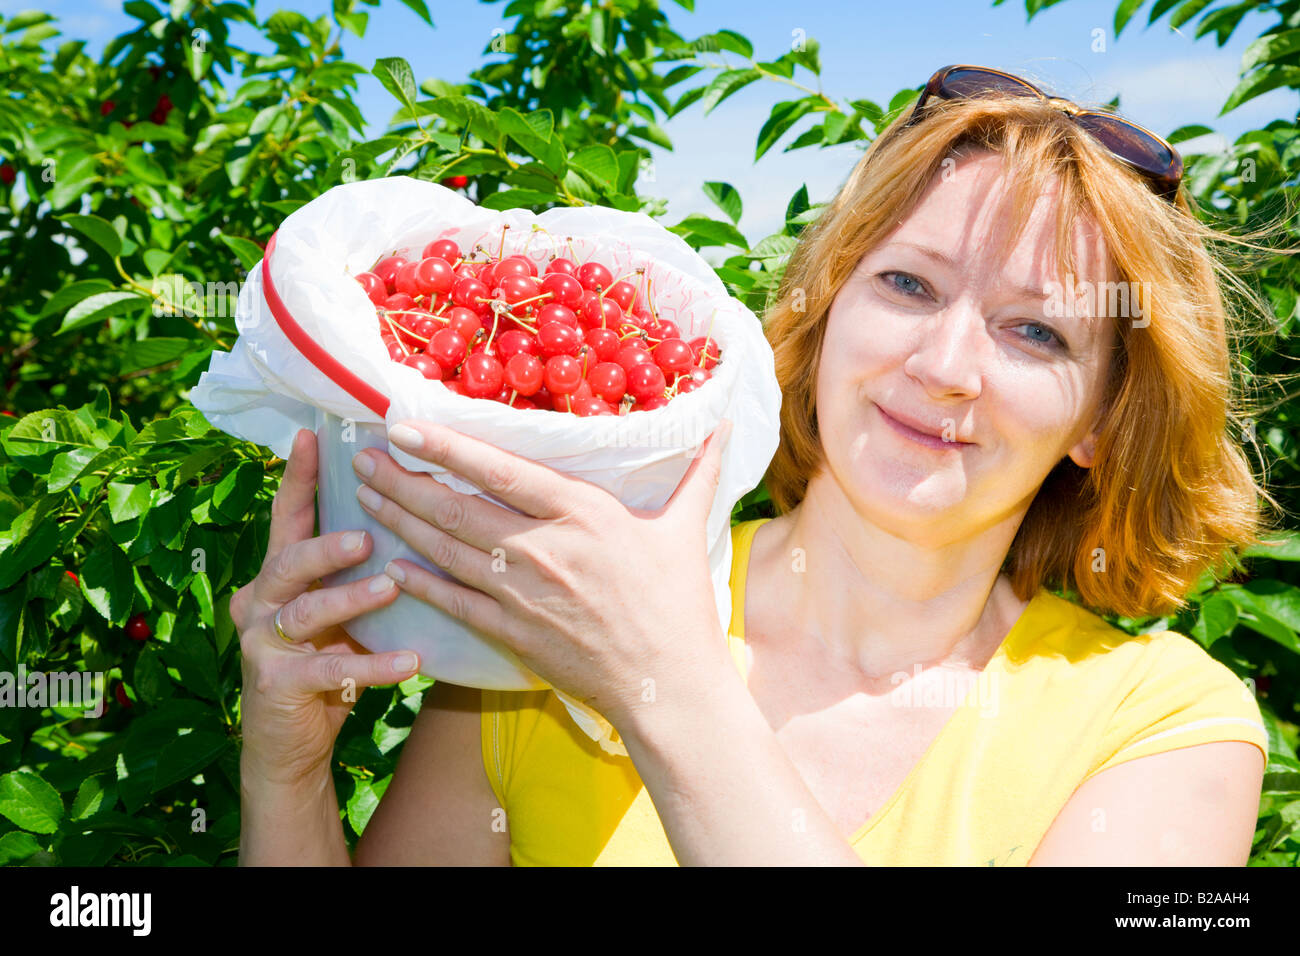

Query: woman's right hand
<box><xmin>231</xmin><ymin>427</ymin><xmax>418</xmax><ymax>785</ymax></box>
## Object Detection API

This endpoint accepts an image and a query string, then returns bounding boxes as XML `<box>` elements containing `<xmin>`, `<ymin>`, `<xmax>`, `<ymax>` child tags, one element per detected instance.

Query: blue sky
<box><xmin>22</xmin><ymin>0</ymin><xmax>1300</xmax><ymax>241</ymax></box>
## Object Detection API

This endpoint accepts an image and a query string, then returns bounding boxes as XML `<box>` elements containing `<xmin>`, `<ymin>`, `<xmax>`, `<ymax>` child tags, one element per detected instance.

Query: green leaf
<box><xmin>479</xmin><ymin>188</ymin><xmax>564</xmax><ymax>210</ymax></box>
<box><xmin>1221</xmin><ymin>64</ymin><xmax>1300</xmax><ymax>115</ymax></box>
<box><xmin>1191</xmin><ymin>592</ymin><xmax>1238</xmax><ymax>647</ymax></box>
<box><xmin>218</xmin><ymin>234</ymin><xmax>265</xmax><ymax>271</ymax></box>
<box><xmin>212</xmin><ymin>461</ymin><xmax>263</xmax><ymax>523</ymax></box>
<box><xmin>670</xmin><ymin>214</ymin><xmax>748</xmax><ymax>249</ymax></box>
<box><xmin>0</xmin><ymin>770</ymin><xmax>63</xmax><ymax>834</ymax></box>
<box><xmin>0</xmin><ymin>830</ymin><xmax>40</xmax><ymax>864</ymax></box>
<box><xmin>107</xmin><ymin>482</ymin><xmax>154</xmax><ymax>524</ymax></box>
<box><xmin>59</xmin><ymin>214</ymin><xmax>122</xmax><ymax>258</ymax></box>
<box><xmin>397</xmin><ymin>0</ymin><xmax>434</xmax><ymax>25</ymax></box>
<box><xmin>71</xmin><ymin>776</ymin><xmax>111</xmax><ymax>820</ymax></box>
<box><xmin>1242</xmin><ymin>533</ymin><xmax>1300</xmax><ymax>561</ymax></box>
<box><xmin>373</xmin><ymin>57</ymin><xmax>418</xmax><ymax>115</ymax></box>
<box><xmin>120</xmin><ymin>338</ymin><xmax>193</xmax><ymax>373</ymax></box>
<box><xmin>57</xmin><ymin>292</ymin><xmax>149</xmax><ymax>336</ymax></box>
<box><xmin>700</xmin><ymin>68</ymin><xmax>761</xmax><ymax>116</ymax></box>
<box><xmin>702</xmin><ymin>181</ymin><xmax>742</xmax><ymax>224</ymax></box>
<box><xmin>569</xmin><ymin>144</ymin><xmax>619</xmax><ymax>189</ymax></box>
<box><xmin>153</xmin><ymin>732</ymin><xmax>229</xmax><ymax>792</ymax></box>
<box><xmin>79</xmin><ymin>540</ymin><xmax>134</xmax><ymax>625</ymax></box>
<box><xmin>757</xmin><ymin>99</ymin><xmax>817</xmax><ymax>159</ymax></box>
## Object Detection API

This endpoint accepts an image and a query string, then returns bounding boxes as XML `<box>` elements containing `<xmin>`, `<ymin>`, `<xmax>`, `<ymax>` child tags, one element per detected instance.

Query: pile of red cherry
<box><xmin>351</xmin><ymin>235</ymin><xmax>721</xmax><ymax>416</ymax></box>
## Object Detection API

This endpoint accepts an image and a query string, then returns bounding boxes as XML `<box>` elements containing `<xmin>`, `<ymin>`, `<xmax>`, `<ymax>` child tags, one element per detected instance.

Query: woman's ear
<box><xmin>1066</xmin><ymin>432</ymin><xmax>1098</xmax><ymax>469</ymax></box>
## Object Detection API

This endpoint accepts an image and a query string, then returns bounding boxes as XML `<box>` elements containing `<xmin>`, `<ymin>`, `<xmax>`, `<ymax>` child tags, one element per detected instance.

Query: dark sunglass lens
<box><xmin>1075</xmin><ymin>115</ymin><xmax>1174</xmax><ymax>176</ymax></box>
<box><xmin>941</xmin><ymin>68</ymin><xmax>1041</xmax><ymax>101</ymax></box>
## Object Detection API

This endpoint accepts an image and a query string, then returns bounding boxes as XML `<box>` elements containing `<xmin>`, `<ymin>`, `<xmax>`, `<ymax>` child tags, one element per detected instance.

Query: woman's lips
<box><xmin>874</xmin><ymin>403</ymin><xmax>973</xmax><ymax>451</ymax></box>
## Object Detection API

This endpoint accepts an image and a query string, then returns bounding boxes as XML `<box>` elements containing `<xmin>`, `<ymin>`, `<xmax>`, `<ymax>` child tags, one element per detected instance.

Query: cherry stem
<box><xmin>697</xmin><ymin>308</ymin><xmax>720</xmax><ymax>368</ymax></box>
<box><xmin>566</xmin><ymin>236</ymin><xmax>578</xmax><ymax>264</ymax></box>
<box><xmin>497</xmin><ymin>224</ymin><xmax>509</xmax><ymax>261</ymax></box>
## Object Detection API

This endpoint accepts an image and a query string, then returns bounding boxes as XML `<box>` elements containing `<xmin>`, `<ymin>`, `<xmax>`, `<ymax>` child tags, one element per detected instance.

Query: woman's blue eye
<box><xmin>881</xmin><ymin>272</ymin><xmax>1064</xmax><ymax>351</ymax></box>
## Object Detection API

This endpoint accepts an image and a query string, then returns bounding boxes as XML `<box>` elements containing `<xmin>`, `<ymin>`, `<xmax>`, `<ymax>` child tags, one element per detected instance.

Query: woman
<box><xmin>234</xmin><ymin>65</ymin><xmax>1281</xmax><ymax>866</ymax></box>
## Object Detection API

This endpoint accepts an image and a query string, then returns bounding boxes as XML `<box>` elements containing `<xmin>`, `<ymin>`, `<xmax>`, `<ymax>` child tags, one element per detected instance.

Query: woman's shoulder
<box><xmin>1013</xmin><ymin>589</ymin><xmax>1267</xmax><ymax>769</ymax></box>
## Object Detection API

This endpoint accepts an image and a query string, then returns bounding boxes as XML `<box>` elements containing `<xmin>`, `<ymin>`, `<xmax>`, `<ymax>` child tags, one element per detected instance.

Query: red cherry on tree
<box><xmin>0</xmin><ymin>164</ymin><xmax>14</xmax><ymax>186</ymax></box>
<box><xmin>441</xmin><ymin>175</ymin><xmax>470</xmax><ymax>189</ymax></box>
<box><xmin>126</xmin><ymin>614</ymin><xmax>152</xmax><ymax>642</ymax></box>
<box><xmin>114</xmin><ymin>681</ymin><xmax>134</xmax><ymax>710</ymax></box>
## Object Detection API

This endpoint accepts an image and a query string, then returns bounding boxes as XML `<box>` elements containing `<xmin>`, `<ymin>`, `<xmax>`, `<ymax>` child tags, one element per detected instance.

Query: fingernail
<box><xmin>384</xmin><ymin>560</ymin><xmax>406</xmax><ymax>583</ymax></box>
<box><xmin>352</xmin><ymin>451</ymin><xmax>375</xmax><ymax>478</ymax></box>
<box><xmin>388</xmin><ymin>423</ymin><xmax>422</xmax><ymax>450</ymax></box>
<box><xmin>369</xmin><ymin>574</ymin><xmax>395</xmax><ymax>593</ymax></box>
<box><xmin>357</xmin><ymin>484</ymin><xmax>383</xmax><ymax>510</ymax></box>
<box><xmin>343</xmin><ymin>530</ymin><xmax>365</xmax><ymax>552</ymax></box>
<box><xmin>391</xmin><ymin>653</ymin><xmax>417</xmax><ymax>674</ymax></box>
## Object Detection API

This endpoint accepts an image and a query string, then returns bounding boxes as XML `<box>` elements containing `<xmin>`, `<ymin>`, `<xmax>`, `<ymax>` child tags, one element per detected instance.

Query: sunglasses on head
<box><xmin>903</xmin><ymin>64</ymin><xmax>1184</xmax><ymax>203</ymax></box>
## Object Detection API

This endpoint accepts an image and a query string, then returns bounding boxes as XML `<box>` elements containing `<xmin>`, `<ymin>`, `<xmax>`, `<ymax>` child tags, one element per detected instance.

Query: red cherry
<box><xmin>441</xmin><ymin>379</ymin><xmax>468</xmax><ymax>397</ymax></box>
<box><xmin>546</xmin><ymin>257</ymin><xmax>577</xmax><ymax>276</ymax></box>
<box><xmin>535</xmin><ymin>303</ymin><xmax>578</xmax><ymax>329</ymax></box>
<box><xmin>65</xmin><ymin>570</ymin><xmax>79</xmax><ymax>586</ymax></box>
<box><xmin>373</xmin><ymin>256</ymin><xmax>408</xmax><ymax>294</ymax></box>
<box><xmin>387</xmin><ymin>341</ymin><xmax>408</xmax><ymax>361</ymax></box>
<box><xmin>446</xmin><ymin>307</ymin><xmax>483</xmax><ymax>344</ymax></box>
<box><xmin>654</xmin><ymin>338</ymin><xmax>695</xmax><ymax>377</ymax></box>
<box><xmin>494</xmin><ymin>256</ymin><xmax>535</xmax><ymax>280</ymax></box>
<box><xmin>461</xmin><ymin>353</ymin><xmax>504</xmax><ymax>398</ymax></box>
<box><xmin>637</xmin><ymin>394</ymin><xmax>670</xmax><ymax>412</ymax></box>
<box><xmin>0</xmin><ymin>164</ymin><xmax>14</xmax><ymax>186</ymax></box>
<box><xmin>543</xmin><ymin>355</ymin><xmax>582</xmax><ymax>395</ymax></box>
<box><xmin>584</xmin><ymin>327</ymin><xmax>620</xmax><ymax>362</ymax></box>
<box><xmin>100</xmin><ymin>99</ymin><xmax>116</xmax><ymax>117</ymax></box>
<box><xmin>495</xmin><ymin>329</ymin><xmax>538</xmax><ymax>363</ymax></box>
<box><xmin>355</xmin><ymin>272</ymin><xmax>387</xmax><ymax>305</ymax></box>
<box><xmin>573</xmin><ymin>396</ymin><xmax>616</xmax><ymax>417</ymax></box>
<box><xmin>508</xmin><ymin>396</ymin><xmax>538</xmax><ymax>410</ymax></box>
<box><xmin>402</xmin><ymin>353</ymin><xmax>443</xmax><ymax>380</ymax></box>
<box><xmin>587</xmin><ymin>362</ymin><xmax>627</xmax><ymax>404</ymax></box>
<box><xmin>606</xmin><ymin>280</ymin><xmax>637</xmax><ymax>311</ymax></box>
<box><xmin>576</xmin><ymin>261</ymin><xmax>613</xmax><ymax>292</ymax></box>
<box><xmin>384</xmin><ymin>292</ymin><xmax>416</xmax><ymax>312</ymax></box>
<box><xmin>428</xmin><ymin>328</ymin><xmax>467</xmax><ymax>372</ymax></box>
<box><xmin>504</xmin><ymin>353</ymin><xmax>544</xmax><ymax>396</ymax></box>
<box><xmin>126</xmin><ymin>613</ymin><xmax>152</xmax><ymax>642</ymax></box>
<box><xmin>423</xmin><ymin>239</ymin><xmax>462</xmax><ymax>263</ymax></box>
<box><xmin>537</xmin><ymin>322</ymin><xmax>581</xmax><ymax>358</ymax></box>
<box><xmin>581</xmin><ymin>295</ymin><xmax>624</xmax><ymax>330</ymax></box>
<box><xmin>441</xmin><ymin>175</ymin><xmax>470</xmax><ymax>189</ymax></box>
<box><xmin>689</xmin><ymin>337</ymin><xmax>721</xmax><ymax>370</ymax></box>
<box><xmin>114</xmin><ymin>682</ymin><xmax>133</xmax><ymax>710</ymax></box>
<box><xmin>452</xmin><ymin>276</ymin><xmax>490</xmax><ymax>310</ymax></box>
<box><xmin>540</xmin><ymin>272</ymin><xmax>583</xmax><ymax>309</ymax></box>
<box><xmin>531</xmin><ymin>385</ymin><xmax>555</xmax><ymax>410</ymax></box>
<box><xmin>495</xmin><ymin>273</ymin><xmax>541</xmax><ymax>313</ymax></box>
<box><xmin>626</xmin><ymin>363</ymin><xmax>667</xmax><ymax>403</ymax></box>
<box><xmin>654</xmin><ymin>319</ymin><xmax>681</xmax><ymax>341</ymax></box>
<box><xmin>616</xmin><ymin>343</ymin><xmax>655</xmax><ymax>374</ymax></box>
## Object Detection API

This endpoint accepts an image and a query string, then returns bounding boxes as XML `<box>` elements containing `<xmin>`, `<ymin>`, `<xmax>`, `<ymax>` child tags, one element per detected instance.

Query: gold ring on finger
<box><xmin>274</xmin><ymin>606</ymin><xmax>294</xmax><ymax>643</ymax></box>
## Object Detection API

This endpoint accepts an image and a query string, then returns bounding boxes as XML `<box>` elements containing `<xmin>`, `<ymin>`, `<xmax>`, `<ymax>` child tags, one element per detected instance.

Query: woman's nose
<box><xmin>902</xmin><ymin>302</ymin><xmax>986</xmax><ymax>398</ymax></box>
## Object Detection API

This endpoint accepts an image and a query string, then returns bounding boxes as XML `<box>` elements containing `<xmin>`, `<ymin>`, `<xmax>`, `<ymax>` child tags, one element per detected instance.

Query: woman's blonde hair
<box><xmin>762</xmin><ymin>89</ymin><xmax>1298</xmax><ymax>620</ymax></box>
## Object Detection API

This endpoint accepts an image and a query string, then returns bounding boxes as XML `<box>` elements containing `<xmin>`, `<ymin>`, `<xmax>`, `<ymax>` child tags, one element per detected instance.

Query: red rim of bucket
<box><xmin>261</xmin><ymin>230</ymin><xmax>391</xmax><ymax>419</ymax></box>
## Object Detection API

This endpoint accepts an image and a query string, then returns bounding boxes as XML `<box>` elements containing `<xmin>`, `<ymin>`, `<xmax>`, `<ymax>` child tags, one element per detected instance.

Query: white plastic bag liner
<box><xmin>189</xmin><ymin>176</ymin><xmax>782</xmax><ymax>756</ymax></box>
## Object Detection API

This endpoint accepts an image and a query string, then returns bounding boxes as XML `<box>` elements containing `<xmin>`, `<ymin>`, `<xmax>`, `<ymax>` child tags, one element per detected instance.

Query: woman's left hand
<box><xmin>350</xmin><ymin>418</ymin><xmax>736</xmax><ymax>733</ymax></box>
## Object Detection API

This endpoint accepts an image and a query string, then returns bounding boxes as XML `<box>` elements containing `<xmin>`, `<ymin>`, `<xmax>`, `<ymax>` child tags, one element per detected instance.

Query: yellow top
<box><xmin>480</xmin><ymin>518</ymin><xmax>1269</xmax><ymax>866</ymax></box>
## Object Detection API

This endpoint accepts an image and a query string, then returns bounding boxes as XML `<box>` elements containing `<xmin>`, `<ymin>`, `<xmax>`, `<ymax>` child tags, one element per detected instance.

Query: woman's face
<box><xmin>814</xmin><ymin>149</ymin><xmax>1119</xmax><ymax>547</ymax></box>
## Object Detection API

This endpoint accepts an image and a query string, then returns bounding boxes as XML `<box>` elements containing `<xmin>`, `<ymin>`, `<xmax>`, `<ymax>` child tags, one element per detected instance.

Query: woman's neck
<box><xmin>750</xmin><ymin>473</ymin><xmax>1031</xmax><ymax>683</ymax></box>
